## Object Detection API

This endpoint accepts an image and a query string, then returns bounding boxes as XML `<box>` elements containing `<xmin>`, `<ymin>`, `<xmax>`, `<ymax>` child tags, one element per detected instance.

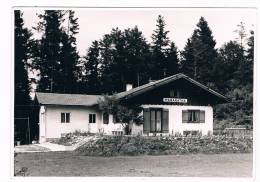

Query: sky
<box><xmin>22</xmin><ymin>8</ymin><xmax>257</xmax><ymax>57</ymax></box>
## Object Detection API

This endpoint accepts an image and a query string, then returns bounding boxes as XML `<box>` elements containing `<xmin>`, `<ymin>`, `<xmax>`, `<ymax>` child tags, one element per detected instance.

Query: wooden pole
<box><xmin>27</xmin><ymin>117</ymin><xmax>31</xmax><ymax>144</ymax></box>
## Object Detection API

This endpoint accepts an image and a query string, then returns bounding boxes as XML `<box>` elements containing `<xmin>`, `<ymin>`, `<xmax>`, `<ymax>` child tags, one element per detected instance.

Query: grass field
<box><xmin>14</xmin><ymin>151</ymin><xmax>253</xmax><ymax>177</ymax></box>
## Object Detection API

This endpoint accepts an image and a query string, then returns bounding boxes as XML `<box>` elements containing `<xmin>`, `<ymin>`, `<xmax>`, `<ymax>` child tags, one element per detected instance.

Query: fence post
<box><xmin>27</xmin><ymin>117</ymin><xmax>30</xmax><ymax>144</ymax></box>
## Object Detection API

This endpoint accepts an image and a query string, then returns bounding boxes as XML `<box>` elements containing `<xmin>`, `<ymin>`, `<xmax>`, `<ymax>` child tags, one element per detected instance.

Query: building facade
<box><xmin>35</xmin><ymin>73</ymin><xmax>227</xmax><ymax>143</ymax></box>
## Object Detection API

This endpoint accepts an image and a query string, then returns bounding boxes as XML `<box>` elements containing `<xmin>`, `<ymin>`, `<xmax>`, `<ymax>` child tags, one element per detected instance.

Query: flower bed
<box><xmin>76</xmin><ymin>135</ymin><xmax>253</xmax><ymax>156</ymax></box>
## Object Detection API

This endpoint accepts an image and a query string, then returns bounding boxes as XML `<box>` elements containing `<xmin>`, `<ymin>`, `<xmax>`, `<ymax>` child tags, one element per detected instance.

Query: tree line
<box><xmin>15</xmin><ymin>10</ymin><xmax>254</xmax><ymax>128</ymax></box>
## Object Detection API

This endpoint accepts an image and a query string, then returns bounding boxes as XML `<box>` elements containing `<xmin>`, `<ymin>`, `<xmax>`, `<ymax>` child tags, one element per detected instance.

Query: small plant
<box><xmin>174</xmin><ymin>132</ymin><xmax>182</xmax><ymax>137</ymax></box>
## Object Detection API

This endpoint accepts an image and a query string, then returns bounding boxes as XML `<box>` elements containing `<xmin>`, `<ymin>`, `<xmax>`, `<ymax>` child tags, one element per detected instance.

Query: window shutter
<box><xmin>200</xmin><ymin>110</ymin><xmax>205</xmax><ymax>123</ymax></box>
<box><xmin>93</xmin><ymin>114</ymin><xmax>96</xmax><ymax>123</ymax></box>
<box><xmin>150</xmin><ymin>110</ymin><xmax>156</xmax><ymax>132</ymax></box>
<box><xmin>162</xmin><ymin>109</ymin><xmax>169</xmax><ymax>133</ymax></box>
<box><xmin>143</xmin><ymin>108</ymin><xmax>150</xmax><ymax>133</ymax></box>
<box><xmin>195</xmin><ymin>111</ymin><xmax>200</xmax><ymax>123</ymax></box>
<box><xmin>89</xmin><ymin>114</ymin><xmax>92</xmax><ymax>123</ymax></box>
<box><xmin>182</xmin><ymin>110</ymin><xmax>188</xmax><ymax>123</ymax></box>
<box><xmin>103</xmin><ymin>112</ymin><xmax>109</xmax><ymax>124</ymax></box>
<box><xmin>61</xmin><ymin>113</ymin><xmax>65</xmax><ymax>123</ymax></box>
<box><xmin>66</xmin><ymin>113</ymin><xmax>70</xmax><ymax>123</ymax></box>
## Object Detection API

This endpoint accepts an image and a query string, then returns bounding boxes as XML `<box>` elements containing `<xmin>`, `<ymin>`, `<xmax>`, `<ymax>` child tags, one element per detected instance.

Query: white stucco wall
<box><xmin>39</xmin><ymin>104</ymin><xmax>213</xmax><ymax>142</ymax></box>
<box><xmin>142</xmin><ymin>105</ymin><xmax>213</xmax><ymax>135</ymax></box>
<box><xmin>100</xmin><ymin>114</ymin><xmax>124</xmax><ymax>134</ymax></box>
<box><xmin>39</xmin><ymin>105</ymin><xmax>102</xmax><ymax>140</ymax></box>
<box><xmin>39</xmin><ymin>105</ymin><xmax>125</xmax><ymax>142</ymax></box>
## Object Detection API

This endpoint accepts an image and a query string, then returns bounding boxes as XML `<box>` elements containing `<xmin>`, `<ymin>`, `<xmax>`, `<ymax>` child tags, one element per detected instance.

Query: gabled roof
<box><xmin>114</xmin><ymin>73</ymin><xmax>228</xmax><ymax>102</ymax></box>
<box><xmin>35</xmin><ymin>92</ymin><xmax>103</xmax><ymax>106</ymax></box>
<box><xmin>35</xmin><ymin>73</ymin><xmax>228</xmax><ymax>106</ymax></box>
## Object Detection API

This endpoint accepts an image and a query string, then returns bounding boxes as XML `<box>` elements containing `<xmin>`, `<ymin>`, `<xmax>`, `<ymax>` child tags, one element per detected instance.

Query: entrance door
<box><xmin>143</xmin><ymin>108</ymin><xmax>169</xmax><ymax>134</ymax></box>
<box><xmin>150</xmin><ymin>109</ymin><xmax>162</xmax><ymax>132</ymax></box>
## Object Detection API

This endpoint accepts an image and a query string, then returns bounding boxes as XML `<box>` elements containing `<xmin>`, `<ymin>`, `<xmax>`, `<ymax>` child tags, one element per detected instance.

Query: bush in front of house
<box><xmin>75</xmin><ymin>135</ymin><xmax>253</xmax><ymax>156</ymax></box>
<box><xmin>48</xmin><ymin>130</ymin><xmax>97</xmax><ymax>146</ymax></box>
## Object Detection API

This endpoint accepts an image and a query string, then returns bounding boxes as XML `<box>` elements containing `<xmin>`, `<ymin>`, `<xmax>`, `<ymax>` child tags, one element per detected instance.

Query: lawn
<box><xmin>14</xmin><ymin>151</ymin><xmax>253</xmax><ymax>177</ymax></box>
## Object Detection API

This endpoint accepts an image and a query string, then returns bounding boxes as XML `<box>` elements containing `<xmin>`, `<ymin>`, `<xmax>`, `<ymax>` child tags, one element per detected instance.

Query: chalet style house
<box><xmin>35</xmin><ymin>73</ymin><xmax>227</xmax><ymax>143</ymax></box>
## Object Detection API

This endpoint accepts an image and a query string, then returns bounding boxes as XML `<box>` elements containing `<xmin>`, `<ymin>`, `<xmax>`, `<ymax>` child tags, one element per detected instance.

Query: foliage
<box><xmin>214</xmin><ymin>34</ymin><xmax>253</xmax><ymax>127</ymax></box>
<box><xmin>98</xmin><ymin>95</ymin><xmax>143</xmax><ymax>134</ymax></box>
<box><xmin>150</xmin><ymin>15</ymin><xmax>178</xmax><ymax>79</ymax></box>
<box><xmin>32</xmin><ymin>10</ymin><xmax>80</xmax><ymax>93</ymax></box>
<box><xmin>14</xmin><ymin>10</ymin><xmax>33</xmax><ymax>143</ymax></box>
<box><xmin>59</xmin><ymin>10</ymin><xmax>80</xmax><ymax>93</ymax></box>
<box><xmin>81</xmin><ymin>40</ymin><xmax>101</xmax><ymax>94</ymax></box>
<box><xmin>234</xmin><ymin>22</ymin><xmax>247</xmax><ymax>48</ymax></box>
<box><xmin>165</xmin><ymin>42</ymin><xmax>179</xmax><ymax>76</ymax></box>
<box><xmin>181</xmin><ymin>17</ymin><xmax>217</xmax><ymax>87</ymax></box>
<box><xmin>48</xmin><ymin>130</ymin><xmax>96</xmax><ymax>146</ymax></box>
<box><xmin>14</xmin><ymin>10</ymin><xmax>32</xmax><ymax>106</ymax></box>
<box><xmin>76</xmin><ymin>135</ymin><xmax>253</xmax><ymax>156</ymax></box>
<box><xmin>100</xmin><ymin>27</ymin><xmax>151</xmax><ymax>94</ymax></box>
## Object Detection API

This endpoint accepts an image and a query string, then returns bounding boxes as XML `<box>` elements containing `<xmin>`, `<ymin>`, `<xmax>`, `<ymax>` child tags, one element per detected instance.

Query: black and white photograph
<box><xmin>12</xmin><ymin>5</ymin><xmax>256</xmax><ymax>178</ymax></box>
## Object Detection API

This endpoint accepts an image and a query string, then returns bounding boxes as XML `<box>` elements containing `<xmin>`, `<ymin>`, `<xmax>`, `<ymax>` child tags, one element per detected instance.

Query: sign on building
<box><xmin>163</xmin><ymin>98</ymin><xmax>188</xmax><ymax>103</ymax></box>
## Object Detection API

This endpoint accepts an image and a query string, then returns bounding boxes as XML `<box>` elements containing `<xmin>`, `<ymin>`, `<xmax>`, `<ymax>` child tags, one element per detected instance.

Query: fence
<box><xmin>213</xmin><ymin>128</ymin><xmax>253</xmax><ymax>137</ymax></box>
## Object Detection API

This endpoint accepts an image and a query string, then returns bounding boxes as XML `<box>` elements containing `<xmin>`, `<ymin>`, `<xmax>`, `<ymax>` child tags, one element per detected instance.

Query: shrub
<box><xmin>120</xmin><ymin>143</ymin><xmax>139</xmax><ymax>156</ymax></box>
<box><xmin>76</xmin><ymin>135</ymin><xmax>252</xmax><ymax>156</ymax></box>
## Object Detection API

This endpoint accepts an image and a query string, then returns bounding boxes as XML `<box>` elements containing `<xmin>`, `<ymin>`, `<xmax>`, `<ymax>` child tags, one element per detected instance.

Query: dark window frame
<box><xmin>150</xmin><ymin>108</ymin><xmax>163</xmax><ymax>133</ymax></box>
<box><xmin>103</xmin><ymin>112</ymin><xmax>109</xmax><ymax>124</ymax></box>
<box><xmin>61</xmin><ymin>112</ymin><xmax>70</xmax><ymax>123</ymax></box>
<box><xmin>170</xmin><ymin>89</ymin><xmax>178</xmax><ymax>97</ymax></box>
<box><xmin>89</xmin><ymin>113</ymin><xmax>96</xmax><ymax>123</ymax></box>
<box><xmin>182</xmin><ymin>110</ymin><xmax>205</xmax><ymax>123</ymax></box>
<box><xmin>187</xmin><ymin>110</ymin><xmax>200</xmax><ymax>123</ymax></box>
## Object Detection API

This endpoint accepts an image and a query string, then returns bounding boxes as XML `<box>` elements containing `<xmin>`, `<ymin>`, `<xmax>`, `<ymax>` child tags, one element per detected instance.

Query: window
<box><xmin>113</xmin><ymin>115</ymin><xmax>120</xmax><ymax>123</ymax></box>
<box><xmin>61</xmin><ymin>113</ymin><xmax>70</xmax><ymax>123</ymax></box>
<box><xmin>143</xmin><ymin>108</ymin><xmax>169</xmax><ymax>133</ymax></box>
<box><xmin>170</xmin><ymin>89</ymin><xmax>178</xmax><ymax>97</ymax></box>
<box><xmin>188</xmin><ymin>110</ymin><xmax>200</xmax><ymax>123</ymax></box>
<box><xmin>182</xmin><ymin>110</ymin><xmax>205</xmax><ymax>123</ymax></box>
<box><xmin>103</xmin><ymin>112</ymin><xmax>109</xmax><ymax>124</ymax></box>
<box><xmin>89</xmin><ymin>114</ymin><xmax>96</xmax><ymax>123</ymax></box>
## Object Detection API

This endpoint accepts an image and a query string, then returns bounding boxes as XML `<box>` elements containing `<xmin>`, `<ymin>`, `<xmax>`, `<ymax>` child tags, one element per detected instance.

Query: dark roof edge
<box><xmin>181</xmin><ymin>75</ymin><xmax>228</xmax><ymax>101</ymax></box>
<box><xmin>115</xmin><ymin>73</ymin><xmax>228</xmax><ymax>102</ymax></box>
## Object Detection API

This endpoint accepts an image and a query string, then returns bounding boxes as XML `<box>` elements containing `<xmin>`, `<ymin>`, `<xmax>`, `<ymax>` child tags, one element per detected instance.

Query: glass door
<box><xmin>156</xmin><ymin>110</ymin><xmax>162</xmax><ymax>132</ymax></box>
<box><xmin>150</xmin><ymin>109</ymin><xmax>162</xmax><ymax>132</ymax></box>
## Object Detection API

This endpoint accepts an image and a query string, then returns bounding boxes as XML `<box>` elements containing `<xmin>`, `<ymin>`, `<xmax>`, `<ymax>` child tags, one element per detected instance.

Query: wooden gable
<box><xmin>120</xmin><ymin>78</ymin><xmax>226</xmax><ymax>106</ymax></box>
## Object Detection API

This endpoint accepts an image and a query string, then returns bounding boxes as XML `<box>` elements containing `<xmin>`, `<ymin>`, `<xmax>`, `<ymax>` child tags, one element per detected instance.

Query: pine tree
<box><xmin>14</xmin><ymin>10</ymin><xmax>32</xmax><ymax>107</ymax></box>
<box><xmin>165</xmin><ymin>42</ymin><xmax>179</xmax><ymax>76</ymax></box>
<box><xmin>189</xmin><ymin>17</ymin><xmax>217</xmax><ymax>86</ymax></box>
<box><xmin>234</xmin><ymin>22</ymin><xmax>247</xmax><ymax>48</ymax></box>
<box><xmin>99</xmin><ymin>27</ymin><xmax>151</xmax><ymax>94</ymax></box>
<box><xmin>180</xmin><ymin>38</ymin><xmax>195</xmax><ymax>78</ymax></box>
<box><xmin>246</xmin><ymin>30</ymin><xmax>254</xmax><ymax>61</ymax></box>
<box><xmin>33</xmin><ymin>10</ymin><xmax>65</xmax><ymax>93</ymax></box>
<box><xmin>236</xmin><ymin>30</ymin><xmax>253</xmax><ymax>87</ymax></box>
<box><xmin>151</xmin><ymin>15</ymin><xmax>170</xmax><ymax>79</ymax></box>
<box><xmin>99</xmin><ymin>33</ymin><xmax>117</xmax><ymax>94</ymax></box>
<box><xmin>59</xmin><ymin>10</ymin><xmax>80</xmax><ymax>93</ymax></box>
<box><xmin>151</xmin><ymin>15</ymin><xmax>170</xmax><ymax>52</ymax></box>
<box><xmin>84</xmin><ymin>41</ymin><xmax>101</xmax><ymax>94</ymax></box>
<box><xmin>101</xmin><ymin>28</ymin><xmax>125</xmax><ymax>93</ymax></box>
<box><xmin>122</xmin><ymin>26</ymin><xmax>150</xmax><ymax>87</ymax></box>
<box><xmin>14</xmin><ymin>10</ymin><xmax>33</xmax><ymax>143</ymax></box>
